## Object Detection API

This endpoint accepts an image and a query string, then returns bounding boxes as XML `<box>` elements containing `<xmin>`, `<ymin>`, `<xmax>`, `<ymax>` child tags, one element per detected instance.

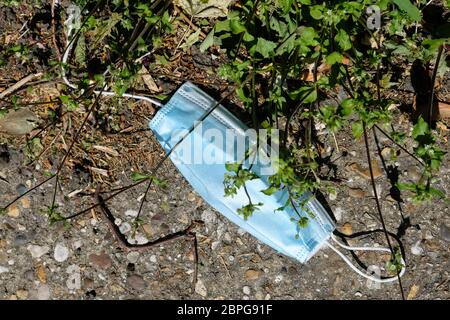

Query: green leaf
<box><xmin>131</xmin><ymin>172</ymin><xmax>150</xmax><ymax>182</ymax></box>
<box><xmin>230</xmin><ymin>19</ymin><xmax>246</xmax><ymax>34</ymax></box>
<box><xmin>199</xmin><ymin>29</ymin><xmax>215</xmax><ymax>52</ymax></box>
<box><xmin>392</xmin><ymin>0</ymin><xmax>422</xmax><ymax>22</ymax></box>
<box><xmin>326</xmin><ymin>52</ymin><xmax>344</xmax><ymax>65</ymax></box>
<box><xmin>261</xmin><ymin>186</ymin><xmax>279</xmax><ymax>196</ymax></box>
<box><xmin>352</xmin><ymin>122</ymin><xmax>363</xmax><ymax>139</ymax></box>
<box><xmin>254</xmin><ymin>38</ymin><xmax>277</xmax><ymax>58</ymax></box>
<box><xmin>412</xmin><ymin>117</ymin><xmax>428</xmax><ymax>139</ymax></box>
<box><xmin>335</xmin><ymin>29</ymin><xmax>352</xmax><ymax>51</ymax></box>
<box><xmin>225</xmin><ymin>162</ymin><xmax>241</xmax><ymax>173</ymax></box>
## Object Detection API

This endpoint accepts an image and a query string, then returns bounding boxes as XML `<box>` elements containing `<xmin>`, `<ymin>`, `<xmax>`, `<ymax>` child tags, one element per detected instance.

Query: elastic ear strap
<box><xmin>325</xmin><ymin>235</ymin><xmax>406</xmax><ymax>283</ymax></box>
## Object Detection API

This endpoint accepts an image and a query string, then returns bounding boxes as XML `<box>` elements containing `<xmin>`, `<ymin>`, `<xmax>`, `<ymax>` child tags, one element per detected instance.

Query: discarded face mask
<box><xmin>149</xmin><ymin>82</ymin><xmax>405</xmax><ymax>283</ymax></box>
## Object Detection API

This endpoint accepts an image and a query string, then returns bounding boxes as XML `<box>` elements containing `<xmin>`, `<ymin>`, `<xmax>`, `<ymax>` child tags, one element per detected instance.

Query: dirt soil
<box><xmin>1</xmin><ymin>1</ymin><xmax>450</xmax><ymax>300</ymax></box>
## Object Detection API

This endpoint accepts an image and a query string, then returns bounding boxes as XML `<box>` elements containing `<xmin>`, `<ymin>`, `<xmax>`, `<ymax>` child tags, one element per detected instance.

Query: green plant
<box><xmin>205</xmin><ymin>0</ymin><xmax>448</xmax><ymax>221</ymax></box>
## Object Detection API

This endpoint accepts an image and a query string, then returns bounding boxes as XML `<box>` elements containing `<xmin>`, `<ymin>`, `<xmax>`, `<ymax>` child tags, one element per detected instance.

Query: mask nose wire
<box><xmin>325</xmin><ymin>234</ymin><xmax>406</xmax><ymax>283</ymax></box>
<box><xmin>62</xmin><ymin>5</ymin><xmax>163</xmax><ymax>108</ymax></box>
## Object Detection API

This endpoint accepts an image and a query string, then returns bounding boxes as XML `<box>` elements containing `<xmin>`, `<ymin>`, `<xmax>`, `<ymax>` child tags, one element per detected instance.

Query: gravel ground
<box><xmin>1</xmin><ymin>0</ymin><xmax>449</xmax><ymax>301</ymax></box>
<box><xmin>1</xmin><ymin>111</ymin><xmax>450</xmax><ymax>300</ymax></box>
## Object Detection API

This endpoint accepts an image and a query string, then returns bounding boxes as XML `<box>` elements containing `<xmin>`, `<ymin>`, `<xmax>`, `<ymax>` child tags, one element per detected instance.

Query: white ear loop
<box><xmin>325</xmin><ymin>234</ymin><xmax>406</xmax><ymax>283</ymax></box>
<box><xmin>62</xmin><ymin>5</ymin><xmax>163</xmax><ymax>107</ymax></box>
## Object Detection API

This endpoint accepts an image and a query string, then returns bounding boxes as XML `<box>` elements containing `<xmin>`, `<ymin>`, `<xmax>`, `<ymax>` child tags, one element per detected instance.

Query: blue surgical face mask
<box><xmin>149</xmin><ymin>81</ymin><xmax>335</xmax><ymax>263</ymax></box>
<box><xmin>149</xmin><ymin>82</ymin><xmax>405</xmax><ymax>282</ymax></box>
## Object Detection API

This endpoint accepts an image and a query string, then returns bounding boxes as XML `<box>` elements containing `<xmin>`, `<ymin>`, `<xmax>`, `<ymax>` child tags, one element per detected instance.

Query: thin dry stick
<box><xmin>95</xmin><ymin>187</ymin><xmax>202</xmax><ymax>286</ymax></box>
<box><xmin>51</xmin><ymin>0</ymin><xmax>62</xmax><ymax>62</ymax></box>
<box><xmin>363</xmin><ymin>123</ymin><xmax>405</xmax><ymax>300</ymax></box>
<box><xmin>0</xmin><ymin>73</ymin><xmax>43</xmax><ymax>99</ymax></box>
<box><xmin>429</xmin><ymin>45</ymin><xmax>444</xmax><ymax>123</ymax></box>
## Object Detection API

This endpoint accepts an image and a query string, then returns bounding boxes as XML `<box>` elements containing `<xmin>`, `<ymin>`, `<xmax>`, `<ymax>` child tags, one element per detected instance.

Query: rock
<box><xmin>89</xmin><ymin>251</ymin><xmax>112</xmax><ymax>269</ymax></box>
<box><xmin>211</xmin><ymin>241</ymin><xmax>220</xmax><ymax>251</ymax></box>
<box><xmin>174</xmin><ymin>0</ymin><xmax>234</xmax><ymax>18</ymax></box>
<box><xmin>119</xmin><ymin>222</ymin><xmax>131</xmax><ymax>234</ymax></box>
<box><xmin>0</xmin><ymin>265</ymin><xmax>9</xmax><ymax>273</ymax></box>
<box><xmin>83</xmin><ymin>278</ymin><xmax>94</xmax><ymax>290</ymax></box>
<box><xmin>54</xmin><ymin>243</ymin><xmax>69</xmax><ymax>262</ymax></box>
<box><xmin>348</xmin><ymin>188</ymin><xmax>366</xmax><ymax>198</ymax></box>
<box><xmin>0</xmin><ymin>109</ymin><xmax>40</xmax><ymax>135</ymax></box>
<box><xmin>348</xmin><ymin>160</ymin><xmax>383</xmax><ymax>180</ymax></box>
<box><xmin>334</xmin><ymin>207</ymin><xmax>343</xmax><ymax>221</ymax></box>
<box><xmin>439</xmin><ymin>224</ymin><xmax>450</xmax><ymax>242</ymax></box>
<box><xmin>187</xmin><ymin>192</ymin><xmax>196</xmax><ymax>202</ymax></box>
<box><xmin>274</xmin><ymin>275</ymin><xmax>283</xmax><ymax>283</ymax></box>
<box><xmin>66</xmin><ymin>265</ymin><xmax>81</xmax><ymax>290</ymax></box>
<box><xmin>36</xmin><ymin>284</ymin><xmax>51</xmax><ymax>300</ymax></box>
<box><xmin>24</xmin><ymin>270</ymin><xmax>35</xmax><ymax>281</ymax></box>
<box><xmin>7</xmin><ymin>204</ymin><xmax>20</xmax><ymax>218</ymax></box>
<box><xmin>16</xmin><ymin>184</ymin><xmax>27</xmax><ymax>195</ymax></box>
<box><xmin>72</xmin><ymin>240</ymin><xmax>83</xmax><ymax>250</ymax></box>
<box><xmin>36</xmin><ymin>265</ymin><xmax>47</xmax><ymax>283</ymax></box>
<box><xmin>245</xmin><ymin>269</ymin><xmax>260</xmax><ymax>281</ymax></box>
<box><xmin>129</xmin><ymin>233</ymin><xmax>148</xmax><ymax>245</ymax></box>
<box><xmin>127</xmin><ymin>252</ymin><xmax>140</xmax><ymax>264</ymax></box>
<box><xmin>27</xmin><ymin>245</ymin><xmax>50</xmax><ymax>258</ymax></box>
<box><xmin>411</xmin><ymin>241</ymin><xmax>424</xmax><ymax>255</ymax></box>
<box><xmin>341</xmin><ymin>223</ymin><xmax>353</xmax><ymax>236</ymax></box>
<box><xmin>21</xmin><ymin>197</ymin><xmax>30</xmax><ymax>209</ymax></box>
<box><xmin>195</xmin><ymin>280</ymin><xmax>207</xmax><ymax>297</ymax></box>
<box><xmin>142</xmin><ymin>224</ymin><xmax>153</xmax><ymax>236</ymax></box>
<box><xmin>201</xmin><ymin>209</ymin><xmax>217</xmax><ymax>225</ymax></box>
<box><xmin>407</xmin><ymin>166</ymin><xmax>422</xmax><ymax>181</ymax></box>
<box><xmin>243</xmin><ymin>286</ymin><xmax>251</xmax><ymax>295</ymax></box>
<box><xmin>13</xmin><ymin>233</ymin><xmax>28</xmax><ymax>246</ymax></box>
<box><xmin>126</xmin><ymin>275</ymin><xmax>147</xmax><ymax>291</ymax></box>
<box><xmin>150</xmin><ymin>255</ymin><xmax>157</xmax><ymax>263</ymax></box>
<box><xmin>328</xmin><ymin>190</ymin><xmax>337</xmax><ymax>201</ymax></box>
<box><xmin>125</xmin><ymin>210</ymin><xmax>138</xmax><ymax>218</ymax></box>
<box><xmin>381</xmin><ymin>147</ymin><xmax>393</xmax><ymax>159</ymax></box>
<box><xmin>16</xmin><ymin>289</ymin><xmax>28</xmax><ymax>300</ymax></box>
<box><xmin>407</xmin><ymin>284</ymin><xmax>420</xmax><ymax>300</ymax></box>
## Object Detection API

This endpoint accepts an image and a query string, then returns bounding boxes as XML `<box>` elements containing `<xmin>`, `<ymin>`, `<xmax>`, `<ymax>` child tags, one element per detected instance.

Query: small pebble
<box><xmin>125</xmin><ymin>210</ymin><xmax>138</xmax><ymax>218</ymax></box>
<box><xmin>16</xmin><ymin>184</ymin><xmax>27</xmax><ymax>196</ymax></box>
<box><xmin>7</xmin><ymin>204</ymin><xmax>20</xmax><ymax>218</ymax></box>
<box><xmin>126</xmin><ymin>275</ymin><xmax>147</xmax><ymax>291</ymax></box>
<box><xmin>242</xmin><ymin>286</ymin><xmax>251</xmax><ymax>295</ymax></box>
<box><xmin>13</xmin><ymin>233</ymin><xmax>28</xmax><ymax>246</ymax></box>
<box><xmin>119</xmin><ymin>222</ymin><xmax>131</xmax><ymax>234</ymax></box>
<box><xmin>334</xmin><ymin>207</ymin><xmax>343</xmax><ymax>221</ymax></box>
<box><xmin>16</xmin><ymin>289</ymin><xmax>28</xmax><ymax>300</ymax></box>
<box><xmin>274</xmin><ymin>275</ymin><xmax>283</xmax><ymax>283</ymax></box>
<box><xmin>329</xmin><ymin>190</ymin><xmax>337</xmax><ymax>201</ymax></box>
<box><xmin>439</xmin><ymin>224</ymin><xmax>450</xmax><ymax>242</ymax></box>
<box><xmin>245</xmin><ymin>269</ymin><xmax>260</xmax><ymax>281</ymax></box>
<box><xmin>127</xmin><ymin>252</ymin><xmax>140</xmax><ymax>264</ymax></box>
<box><xmin>411</xmin><ymin>241</ymin><xmax>424</xmax><ymax>256</ymax></box>
<box><xmin>36</xmin><ymin>284</ymin><xmax>51</xmax><ymax>300</ymax></box>
<box><xmin>187</xmin><ymin>193</ymin><xmax>196</xmax><ymax>202</ymax></box>
<box><xmin>150</xmin><ymin>255</ymin><xmax>157</xmax><ymax>263</ymax></box>
<box><xmin>195</xmin><ymin>280</ymin><xmax>207</xmax><ymax>297</ymax></box>
<box><xmin>27</xmin><ymin>245</ymin><xmax>50</xmax><ymax>259</ymax></box>
<box><xmin>54</xmin><ymin>243</ymin><xmax>69</xmax><ymax>262</ymax></box>
<box><xmin>0</xmin><ymin>265</ymin><xmax>9</xmax><ymax>273</ymax></box>
<box><xmin>348</xmin><ymin>188</ymin><xmax>365</xmax><ymax>198</ymax></box>
<box><xmin>341</xmin><ymin>222</ymin><xmax>353</xmax><ymax>236</ymax></box>
<box><xmin>89</xmin><ymin>251</ymin><xmax>112</xmax><ymax>269</ymax></box>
